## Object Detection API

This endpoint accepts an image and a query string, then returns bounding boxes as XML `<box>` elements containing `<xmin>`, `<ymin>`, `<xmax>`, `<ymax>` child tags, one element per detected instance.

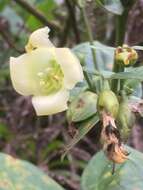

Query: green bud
<box><xmin>115</xmin><ymin>44</ymin><xmax>138</xmax><ymax>67</ymax></box>
<box><xmin>117</xmin><ymin>100</ymin><xmax>135</xmax><ymax>141</ymax></box>
<box><xmin>97</xmin><ymin>90</ymin><xmax>119</xmax><ymax>118</ymax></box>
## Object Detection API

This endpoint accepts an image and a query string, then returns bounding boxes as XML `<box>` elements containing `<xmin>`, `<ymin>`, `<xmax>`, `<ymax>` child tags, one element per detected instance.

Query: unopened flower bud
<box><xmin>97</xmin><ymin>90</ymin><xmax>119</xmax><ymax>118</ymax></box>
<box><xmin>117</xmin><ymin>100</ymin><xmax>135</xmax><ymax>140</ymax></box>
<box><xmin>115</xmin><ymin>44</ymin><xmax>138</xmax><ymax>67</ymax></box>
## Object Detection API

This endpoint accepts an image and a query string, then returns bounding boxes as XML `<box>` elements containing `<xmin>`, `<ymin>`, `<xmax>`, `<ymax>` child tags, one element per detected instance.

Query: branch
<box><xmin>0</xmin><ymin>31</ymin><xmax>24</xmax><ymax>53</ymax></box>
<box><xmin>65</xmin><ymin>0</ymin><xmax>80</xmax><ymax>43</ymax></box>
<box><xmin>81</xmin><ymin>6</ymin><xmax>98</xmax><ymax>71</ymax></box>
<box><xmin>0</xmin><ymin>17</ymin><xmax>24</xmax><ymax>53</ymax></box>
<box><xmin>13</xmin><ymin>0</ymin><xmax>60</xmax><ymax>30</ymax></box>
<box><xmin>59</xmin><ymin>15</ymin><xmax>71</xmax><ymax>46</ymax></box>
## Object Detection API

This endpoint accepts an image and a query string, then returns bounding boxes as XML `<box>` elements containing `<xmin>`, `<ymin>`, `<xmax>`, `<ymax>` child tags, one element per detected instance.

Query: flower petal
<box><xmin>25</xmin><ymin>27</ymin><xmax>54</xmax><ymax>52</ymax></box>
<box><xmin>32</xmin><ymin>90</ymin><xmax>69</xmax><ymax>116</ymax></box>
<box><xmin>10</xmin><ymin>48</ymin><xmax>56</xmax><ymax>96</ymax></box>
<box><xmin>55</xmin><ymin>48</ymin><xmax>84</xmax><ymax>89</ymax></box>
<box><xmin>10</xmin><ymin>56</ymin><xmax>35</xmax><ymax>96</ymax></box>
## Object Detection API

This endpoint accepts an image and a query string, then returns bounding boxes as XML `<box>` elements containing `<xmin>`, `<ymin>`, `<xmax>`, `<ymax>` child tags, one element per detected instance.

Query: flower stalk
<box><xmin>81</xmin><ymin>6</ymin><xmax>99</xmax><ymax>71</ymax></box>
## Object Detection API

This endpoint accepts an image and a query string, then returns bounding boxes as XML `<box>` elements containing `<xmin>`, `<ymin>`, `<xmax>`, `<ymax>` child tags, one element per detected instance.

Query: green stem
<box><xmin>111</xmin><ymin>10</ymin><xmax>129</xmax><ymax>93</ymax></box>
<box><xmin>115</xmin><ymin>10</ymin><xmax>128</xmax><ymax>46</ymax></box>
<box><xmin>81</xmin><ymin>7</ymin><xmax>98</xmax><ymax>71</ymax></box>
<box><xmin>83</xmin><ymin>70</ymin><xmax>95</xmax><ymax>91</ymax></box>
<box><xmin>81</xmin><ymin>58</ymin><xmax>95</xmax><ymax>92</ymax></box>
<box><xmin>111</xmin><ymin>62</ymin><xmax>124</xmax><ymax>92</ymax></box>
<box><xmin>103</xmin><ymin>79</ymin><xmax>110</xmax><ymax>90</ymax></box>
<box><xmin>121</xmin><ymin>90</ymin><xmax>128</xmax><ymax>102</ymax></box>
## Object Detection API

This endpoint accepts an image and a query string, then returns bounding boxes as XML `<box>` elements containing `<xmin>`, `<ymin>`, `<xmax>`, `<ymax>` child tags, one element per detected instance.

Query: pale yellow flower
<box><xmin>10</xmin><ymin>27</ymin><xmax>83</xmax><ymax>116</ymax></box>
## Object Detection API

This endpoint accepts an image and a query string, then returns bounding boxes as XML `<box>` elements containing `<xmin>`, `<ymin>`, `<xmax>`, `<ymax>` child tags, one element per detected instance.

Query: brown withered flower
<box><xmin>100</xmin><ymin>112</ymin><xmax>129</xmax><ymax>166</ymax></box>
<box><xmin>105</xmin><ymin>143</ymin><xmax>129</xmax><ymax>164</ymax></box>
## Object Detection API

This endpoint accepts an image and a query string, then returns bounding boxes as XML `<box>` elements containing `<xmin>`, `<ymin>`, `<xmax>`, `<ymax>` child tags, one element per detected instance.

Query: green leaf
<box><xmin>69</xmin><ymin>86</ymin><xmax>88</xmax><ymax>102</ymax></box>
<box><xmin>83</xmin><ymin>67</ymin><xmax>113</xmax><ymax>78</ymax></box>
<box><xmin>0</xmin><ymin>153</ymin><xmax>65</xmax><ymax>190</ymax></box>
<box><xmin>67</xmin><ymin>91</ymin><xmax>98</xmax><ymax>122</ymax></box>
<box><xmin>133</xmin><ymin>45</ymin><xmax>143</xmax><ymax>51</ymax></box>
<box><xmin>81</xmin><ymin>146</ymin><xmax>143</xmax><ymax>190</ymax></box>
<box><xmin>110</xmin><ymin>66</ymin><xmax>143</xmax><ymax>80</ymax></box>
<box><xmin>0</xmin><ymin>0</ymin><xmax>9</xmax><ymax>11</ymax></box>
<box><xmin>73</xmin><ymin>41</ymin><xmax>114</xmax><ymax>71</ymax></box>
<box><xmin>123</xmin><ymin>79</ymin><xmax>142</xmax><ymax>97</ymax></box>
<box><xmin>26</xmin><ymin>0</ymin><xmax>57</xmax><ymax>30</ymax></box>
<box><xmin>63</xmin><ymin>115</ymin><xmax>99</xmax><ymax>158</ymax></box>
<box><xmin>86</xmin><ymin>66</ymin><xmax>143</xmax><ymax>81</ymax></box>
<box><xmin>96</xmin><ymin>0</ymin><xmax>124</xmax><ymax>15</ymax></box>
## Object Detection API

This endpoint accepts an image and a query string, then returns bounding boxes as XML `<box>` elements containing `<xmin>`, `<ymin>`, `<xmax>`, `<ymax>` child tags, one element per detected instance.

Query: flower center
<box><xmin>37</xmin><ymin>59</ymin><xmax>64</xmax><ymax>95</ymax></box>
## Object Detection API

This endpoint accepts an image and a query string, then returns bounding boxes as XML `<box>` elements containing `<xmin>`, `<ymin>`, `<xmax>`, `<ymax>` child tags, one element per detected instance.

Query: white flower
<box><xmin>25</xmin><ymin>27</ymin><xmax>54</xmax><ymax>52</ymax></box>
<box><xmin>10</xmin><ymin>27</ymin><xmax>83</xmax><ymax>116</ymax></box>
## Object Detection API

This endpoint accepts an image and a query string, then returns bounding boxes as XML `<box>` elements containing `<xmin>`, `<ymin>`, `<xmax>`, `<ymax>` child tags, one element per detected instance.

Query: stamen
<box><xmin>37</xmin><ymin>72</ymin><xmax>44</xmax><ymax>77</ymax></box>
<box><xmin>36</xmin><ymin>59</ymin><xmax>64</xmax><ymax>95</ymax></box>
<box><xmin>45</xmin><ymin>68</ymin><xmax>52</xmax><ymax>72</ymax></box>
<box><xmin>39</xmin><ymin>80</ymin><xmax>46</xmax><ymax>86</ymax></box>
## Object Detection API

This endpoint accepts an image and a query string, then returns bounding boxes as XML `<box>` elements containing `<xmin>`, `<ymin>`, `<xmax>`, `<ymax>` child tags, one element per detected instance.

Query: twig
<box><xmin>62</xmin><ymin>128</ymin><xmax>77</xmax><ymax>177</ymax></box>
<box><xmin>13</xmin><ymin>0</ymin><xmax>60</xmax><ymax>30</ymax></box>
<box><xmin>50</xmin><ymin>173</ymin><xmax>79</xmax><ymax>190</ymax></box>
<box><xmin>111</xmin><ymin>9</ymin><xmax>129</xmax><ymax>92</ymax></box>
<box><xmin>115</xmin><ymin>11</ymin><xmax>128</xmax><ymax>46</ymax></box>
<box><xmin>0</xmin><ymin>17</ymin><xmax>24</xmax><ymax>53</ymax></box>
<box><xmin>65</xmin><ymin>0</ymin><xmax>80</xmax><ymax>43</ymax></box>
<box><xmin>81</xmin><ymin>6</ymin><xmax>99</xmax><ymax>70</ymax></box>
<box><xmin>0</xmin><ymin>30</ymin><xmax>24</xmax><ymax>53</ymax></box>
<box><xmin>59</xmin><ymin>14</ymin><xmax>71</xmax><ymax>46</ymax></box>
